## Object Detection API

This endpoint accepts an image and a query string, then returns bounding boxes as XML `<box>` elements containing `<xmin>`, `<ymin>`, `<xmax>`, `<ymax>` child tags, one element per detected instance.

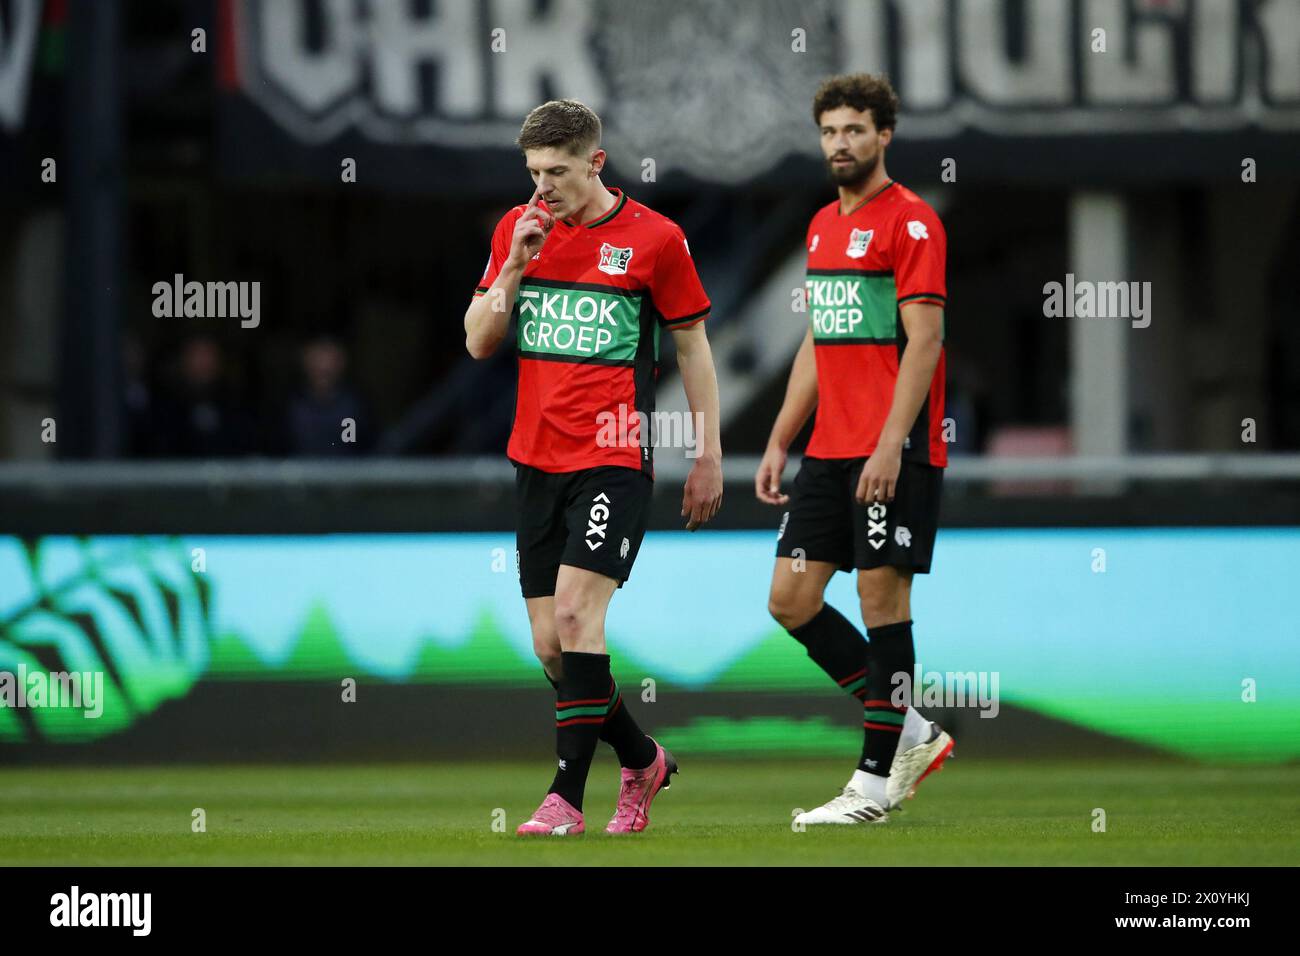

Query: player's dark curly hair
<box><xmin>517</xmin><ymin>99</ymin><xmax>602</xmax><ymax>156</ymax></box>
<box><xmin>812</xmin><ymin>73</ymin><xmax>900</xmax><ymax>131</ymax></box>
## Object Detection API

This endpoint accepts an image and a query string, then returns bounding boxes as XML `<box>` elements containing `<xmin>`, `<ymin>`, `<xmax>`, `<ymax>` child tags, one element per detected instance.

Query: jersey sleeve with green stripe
<box><xmin>803</xmin><ymin>181</ymin><xmax>948</xmax><ymax>466</ymax></box>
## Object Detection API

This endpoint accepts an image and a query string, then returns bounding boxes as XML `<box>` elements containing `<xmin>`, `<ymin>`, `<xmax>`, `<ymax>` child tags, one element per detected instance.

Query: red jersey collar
<box><xmin>839</xmin><ymin>179</ymin><xmax>896</xmax><ymax>216</ymax></box>
<box><xmin>555</xmin><ymin>187</ymin><xmax>628</xmax><ymax>230</ymax></box>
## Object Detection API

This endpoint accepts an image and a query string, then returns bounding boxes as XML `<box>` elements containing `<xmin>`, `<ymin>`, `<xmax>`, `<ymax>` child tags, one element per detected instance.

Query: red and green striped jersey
<box><xmin>804</xmin><ymin>180</ymin><xmax>948</xmax><ymax>466</ymax></box>
<box><xmin>474</xmin><ymin>188</ymin><xmax>710</xmax><ymax>474</ymax></box>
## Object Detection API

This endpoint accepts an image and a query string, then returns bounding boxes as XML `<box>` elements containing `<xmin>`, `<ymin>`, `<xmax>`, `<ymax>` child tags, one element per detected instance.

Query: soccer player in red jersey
<box><xmin>757</xmin><ymin>74</ymin><xmax>954</xmax><ymax>825</ymax></box>
<box><xmin>464</xmin><ymin>100</ymin><xmax>723</xmax><ymax>836</ymax></box>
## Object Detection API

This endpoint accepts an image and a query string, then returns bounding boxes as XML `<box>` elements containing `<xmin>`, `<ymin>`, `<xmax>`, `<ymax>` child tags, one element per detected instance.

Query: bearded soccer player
<box><xmin>464</xmin><ymin>100</ymin><xmax>723</xmax><ymax>836</ymax></box>
<box><xmin>757</xmin><ymin>74</ymin><xmax>954</xmax><ymax>825</ymax></box>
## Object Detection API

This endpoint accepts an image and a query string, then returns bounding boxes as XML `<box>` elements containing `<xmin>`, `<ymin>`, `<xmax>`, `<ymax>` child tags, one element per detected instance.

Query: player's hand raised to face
<box><xmin>754</xmin><ymin>445</ymin><xmax>788</xmax><ymax>506</ymax></box>
<box><xmin>682</xmin><ymin>455</ymin><xmax>723</xmax><ymax>531</ymax></box>
<box><xmin>507</xmin><ymin>188</ymin><xmax>555</xmax><ymax>268</ymax></box>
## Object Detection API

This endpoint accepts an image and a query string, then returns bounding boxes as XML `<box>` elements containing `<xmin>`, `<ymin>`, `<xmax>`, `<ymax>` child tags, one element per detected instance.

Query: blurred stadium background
<box><xmin>1</xmin><ymin>0</ymin><xmax>1298</xmax><ymax>772</ymax></box>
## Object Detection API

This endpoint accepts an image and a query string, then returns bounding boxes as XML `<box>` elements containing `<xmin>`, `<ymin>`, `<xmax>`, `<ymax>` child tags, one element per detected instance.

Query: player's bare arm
<box><xmin>464</xmin><ymin>188</ymin><xmax>554</xmax><ymax>358</ymax></box>
<box><xmin>672</xmin><ymin>322</ymin><xmax>723</xmax><ymax>530</ymax></box>
<box><xmin>756</xmin><ymin>326</ymin><xmax>819</xmax><ymax>506</ymax></box>
<box><xmin>855</xmin><ymin>301</ymin><xmax>943</xmax><ymax>504</ymax></box>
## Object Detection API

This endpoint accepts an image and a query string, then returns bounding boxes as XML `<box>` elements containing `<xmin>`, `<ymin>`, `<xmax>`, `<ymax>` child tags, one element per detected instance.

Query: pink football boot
<box><xmin>516</xmin><ymin>793</ymin><xmax>585</xmax><ymax>836</ymax></box>
<box><xmin>606</xmin><ymin>738</ymin><xmax>679</xmax><ymax>834</ymax></box>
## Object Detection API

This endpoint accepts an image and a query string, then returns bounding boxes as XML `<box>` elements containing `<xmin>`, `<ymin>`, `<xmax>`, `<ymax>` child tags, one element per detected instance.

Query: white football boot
<box><xmin>886</xmin><ymin>720</ymin><xmax>954</xmax><ymax>811</ymax></box>
<box><xmin>794</xmin><ymin>785</ymin><xmax>889</xmax><ymax>826</ymax></box>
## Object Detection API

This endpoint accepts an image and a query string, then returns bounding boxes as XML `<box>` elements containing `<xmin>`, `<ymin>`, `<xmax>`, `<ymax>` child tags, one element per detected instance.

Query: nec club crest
<box><xmin>846</xmin><ymin>228</ymin><xmax>874</xmax><ymax>259</ymax></box>
<box><xmin>598</xmin><ymin>243</ymin><xmax>634</xmax><ymax>275</ymax></box>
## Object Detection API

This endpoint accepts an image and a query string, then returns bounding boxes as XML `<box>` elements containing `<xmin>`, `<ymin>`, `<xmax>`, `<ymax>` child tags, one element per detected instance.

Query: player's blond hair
<box><xmin>517</xmin><ymin>100</ymin><xmax>602</xmax><ymax>157</ymax></box>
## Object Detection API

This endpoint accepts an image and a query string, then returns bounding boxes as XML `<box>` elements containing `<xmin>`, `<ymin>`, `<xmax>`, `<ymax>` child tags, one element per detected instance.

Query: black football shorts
<box><xmin>514</xmin><ymin>463</ymin><xmax>653</xmax><ymax>598</ymax></box>
<box><xmin>774</xmin><ymin>456</ymin><xmax>944</xmax><ymax>574</ymax></box>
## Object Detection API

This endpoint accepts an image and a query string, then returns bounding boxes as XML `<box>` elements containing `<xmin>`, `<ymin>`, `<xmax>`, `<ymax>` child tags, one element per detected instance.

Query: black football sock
<box><xmin>543</xmin><ymin>666</ymin><xmax>652</xmax><ymax>768</ymax></box>
<box><xmin>548</xmin><ymin>651</ymin><xmax>613</xmax><ymax>812</ymax></box>
<box><xmin>598</xmin><ymin>680</ymin><xmax>657</xmax><ymax>770</ymax></box>
<box><xmin>860</xmin><ymin>619</ymin><xmax>915</xmax><ymax>776</ymax></box>
<box><xmin>787</xmin><ymin>603</ymin><xmax>872</xmax><ymax>703</ymax></box>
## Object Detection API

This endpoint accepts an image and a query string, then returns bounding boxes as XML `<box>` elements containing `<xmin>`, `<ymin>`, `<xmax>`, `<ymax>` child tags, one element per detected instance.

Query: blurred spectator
<box><xmin>944</xmin><ymin>345</ymin><xmax>990</xmax><ymax>456</ymax></box>
<box><xmin>153</xmin><ymin>335</ymin><xmax>255</xmax><ymax>457</ymax></box>
<box><xmin>284</xmin><ymin>336</ymin><xmax>371</xmax><ymax>456</ymax></box>
<box><xmin>121</xmin><ymin>333</ymin><xmax>156</xmax><ymax>457</ymax></box>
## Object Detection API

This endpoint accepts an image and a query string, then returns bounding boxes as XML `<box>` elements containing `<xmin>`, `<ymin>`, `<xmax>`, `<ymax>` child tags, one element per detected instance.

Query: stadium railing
<box><xmin>0</xmin><ymin>455</ymin><xmax>1297</xmax><ymax>533</ymax></box>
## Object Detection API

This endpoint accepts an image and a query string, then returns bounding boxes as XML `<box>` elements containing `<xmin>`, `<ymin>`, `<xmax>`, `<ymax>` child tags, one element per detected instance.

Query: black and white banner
<box><xmin>0</xmin><ymin>0</ymin><xmax>61</xmax><ymax>191</ymax></box>
<box><xmin>217</xmin><ymin>0</ymin><xmax>1300</xmax><ymax>191</ymax></box>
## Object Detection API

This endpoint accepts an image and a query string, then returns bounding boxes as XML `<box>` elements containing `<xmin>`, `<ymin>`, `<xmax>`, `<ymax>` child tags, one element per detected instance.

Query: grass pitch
<box><xmin>1</xmin><ymin>758</ymin><xmax>1296</xmax><ymax>866</ymax></box>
